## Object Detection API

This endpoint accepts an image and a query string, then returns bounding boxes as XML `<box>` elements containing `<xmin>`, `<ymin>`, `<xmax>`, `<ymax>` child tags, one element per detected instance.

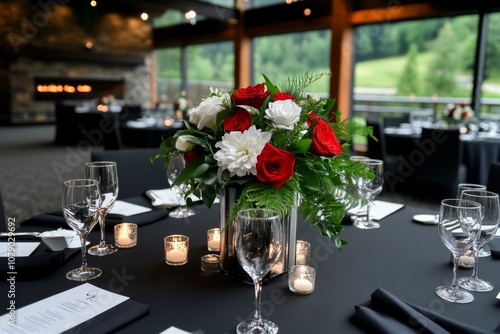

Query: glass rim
<box><xmin>457</xmin><ymin>183</ymin><xmax>486</xmax><ymax>188</ymax></box>
<box><xmin>461</xmin><ymin>189</ymin><xmax>499</xmax><ymax>198</ymax></box>
<box><xmin>441</xmin><ymin>198</ymin><xmax>482</xmax><ymax>208</ymax></box>
<box><xmin>63</xmin><ymin>178</ymin><xmax>98</xmax><ymax>187</ymax></box>
<box><xmin>237</xmin><ymin>208</ymin><xmax>280</xmax><ymax>219</ymax></box>
<box><xmin>85</xmin><ymin>161</ymin><xmax>117</xmax><ymax>167</ymax></box>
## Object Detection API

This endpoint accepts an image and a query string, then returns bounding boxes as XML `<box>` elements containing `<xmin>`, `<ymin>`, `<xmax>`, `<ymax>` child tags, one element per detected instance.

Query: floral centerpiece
<box><xmin>96</xmin><ymin>94</ymin><xmax>115</xmax><ymax>106</ymax></box>
<box><xmin>153</xmin><ymin>72</ymin><xmax>371</xmax><ymax>249</ymax></box>
<box><xmin>442</xmin><ymin>103</ymin><xmax>475</xmax><ymax>125</ymax></box>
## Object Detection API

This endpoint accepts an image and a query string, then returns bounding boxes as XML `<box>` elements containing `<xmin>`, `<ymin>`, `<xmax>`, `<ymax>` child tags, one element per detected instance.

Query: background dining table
<box><xmin>384</xmin><ymin>128</ymin><xmax>500</xmax><ymax>185</ymax></box>
<box><xmin>3</xmin><ymin>197</ymin><xmax>500</xmax><ymax>333</ymax></box>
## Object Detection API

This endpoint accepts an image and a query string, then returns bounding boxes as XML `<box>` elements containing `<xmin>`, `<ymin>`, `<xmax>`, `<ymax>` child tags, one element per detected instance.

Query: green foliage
<box><xmin>397</xmin><ymin>43</ymin><xmax>420</xmax><ymax>96</ymax></box>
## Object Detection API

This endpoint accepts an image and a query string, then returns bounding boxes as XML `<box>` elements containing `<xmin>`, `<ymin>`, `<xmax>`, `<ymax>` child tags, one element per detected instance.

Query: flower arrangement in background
<box><xmin>153</xmin><ymin>72</ymin><xmax>372</xmax><ymax>249</ymax></box>
<box><xmin>96</xmin><ymin>94</ymin><xmax>115</xmax><ymax>106</ymax></box>
<box><xmin>442</xmin><ymin>103</ymin><xmax>475</xmax><ymax>124</ymax></box>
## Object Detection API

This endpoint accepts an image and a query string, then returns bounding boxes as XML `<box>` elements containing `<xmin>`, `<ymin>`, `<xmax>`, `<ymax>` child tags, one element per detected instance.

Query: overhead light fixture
<box><xmin>90</xmin><ymin>0</ymin><xmax>97</xmax><ymax>7</ymax></box>
<box><xmin>303</xmin><ymin>8</ymin><xmax>311</xmax><ymax>16</ymax></box>
<box><xmin>185</xmin><ymin>10</ymin><xmax>197</xmax><ymax>25</ymax></box>
<box><xmin>141</xmin><ymin>12</ymin><xmax>148</xmax><ymax>20</ymax></box>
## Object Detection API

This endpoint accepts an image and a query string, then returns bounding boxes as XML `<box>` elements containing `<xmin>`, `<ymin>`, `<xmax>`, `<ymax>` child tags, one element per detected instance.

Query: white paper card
<box><xmin>497</xmin><ymin>292</ymin><xmax>500</xmax><ymax>299</ymax></box>
<box><xmin>146</xmin><ymin>188</ymin><xmax>218</xmax><ymax>209</ymax></box>
<box><xmin>347</xmin><ymin>200</ymin><xmax>404</xmax><ymax>221</ymax></box>
<box><xmin>0</xmin><ymin>242</ymin><xmax>40</xmax><ymax>257</ymax></box>
<box><xmin>0</xmin><ymin>283</ymin><xmax>129</xmax><ymax>334</ymax></box>
<box><xmin>159</xmin><ymin>326</ymin><xmax>192</xmax><ymax>334</ymax></box>
<box><xmin>109</xmin><ymin>200</ymin><xmax>152</xmax><ymax>216</ymax></box>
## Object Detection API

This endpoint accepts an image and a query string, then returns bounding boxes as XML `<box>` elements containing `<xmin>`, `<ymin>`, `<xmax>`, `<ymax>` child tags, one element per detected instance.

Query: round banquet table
<box><xmin>4</xmin><ymin>198</ymin><xmax>500</xmax><ymax>333</ymax></box>
<box><xmin>384</xmin><ymin>130</ymin><xmax>500</xmax><ymax>185</ymax></box>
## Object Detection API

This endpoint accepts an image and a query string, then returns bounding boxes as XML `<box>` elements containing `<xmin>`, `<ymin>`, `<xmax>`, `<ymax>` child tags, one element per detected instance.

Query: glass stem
<box><xmin>365</xmin><ymin>202</ymin><xmax>371</xmax><ymax>225</ymax></box>
<box><xmin>451</xmin><ymin>254</ymin><xmax>460</xmax><ymax>290</ymax></box>
<box><xmin>253</xmin><ymin>278</ymin><xmax>263</xmax><ymax>324</ymax></box>
<box><xmin>80</xmin><ymin>232</ymin><xmax>89</xmax><ymax>270</ymax></box>
<box><xmin>98</xmin><ymin>211</ymin><xmax>106</xmax><ymax>247</ymax></box>
<box><xmin>471</xmin><ymin>246</ymin><xmax>479</xmax><ymax>279</ymax></box>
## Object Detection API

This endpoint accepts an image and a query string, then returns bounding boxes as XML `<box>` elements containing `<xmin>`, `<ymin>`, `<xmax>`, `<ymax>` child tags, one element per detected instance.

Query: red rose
<box><xmin>223</xmin><ymin>108</ymin><xmax>252</xmax><ymax>132</ymax></box>
<box><xmin>309</xmin><ymin>117</ymin><xmax>342</xmax><ymax>157</ymax></box>
<box><xmin>273</xmin><ymin>91</ymin><xmax>294</xmax><ymax>101</ymax></box>
<box><xmin>231</xmin><ymin>83</ymin><xmax>270</xmax><ymax>109</ymax></box>
<box><xmin>184</xmin><ymin>150</ymin><xmax>200</xmax><ymax>166</ymax></box>
<box><xmin>256</xmin><ymin>143</ymin><xmax>295</xmax><ymax>189</ymax></box>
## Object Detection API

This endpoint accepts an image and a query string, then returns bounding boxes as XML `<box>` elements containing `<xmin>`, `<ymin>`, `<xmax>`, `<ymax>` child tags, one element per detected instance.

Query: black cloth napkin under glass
<box><xmin>352</xmin><ymin>288</ymin><xmax>497</xmax><ymax>334</ymax></box>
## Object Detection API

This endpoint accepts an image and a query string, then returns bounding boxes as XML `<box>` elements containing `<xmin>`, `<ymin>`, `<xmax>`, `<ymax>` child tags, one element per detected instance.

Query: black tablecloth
<box><xmin>3</xmin><ymin>202</ymin><xmax>500</xmax><ymax>333</ymax></box>
<box><xmin>384</xmin><ymin>131</ymin><xmax>500</xmax><ymax>185</ymax></box>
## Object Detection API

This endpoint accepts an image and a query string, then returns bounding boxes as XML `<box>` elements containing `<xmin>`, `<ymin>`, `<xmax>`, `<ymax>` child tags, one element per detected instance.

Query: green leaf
<box><xmin>289</xmin><ymin>139</ymin><xmax>312</xmax><ymax>154</ymax></box>
<box><xmin>300</xmin><ymin>166</ymin><xmax>321</xmax><ymax>191</ymax></box>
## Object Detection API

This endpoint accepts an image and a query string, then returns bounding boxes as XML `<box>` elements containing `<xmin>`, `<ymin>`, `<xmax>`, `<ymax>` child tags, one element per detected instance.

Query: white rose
<box><xmin>264</xmin><ymin>100</ymin><xmax>302</xmax><ymax>130</ymax></box>
<box><xmin>453</xmin><ymin>105</ymin><xmax>463</xmax><ymax>121</ymax></box>
<box><xmin>175</xmin><ymin>135</ymin><xmax>196</xmax><ymax>152</ymax></box>
<box><xmin>189</xmin><ymin>93</ymin><xmax>229</xmax><ymax>130</ymax></box>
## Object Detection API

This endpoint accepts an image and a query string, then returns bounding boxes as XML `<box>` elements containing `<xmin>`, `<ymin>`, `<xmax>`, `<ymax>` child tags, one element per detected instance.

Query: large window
<box><xmin>353</xmin><ymin>15</ymin><xmax>479</xmax><ymax>117</ymax></box>
<box><xmin>481</xmin><ymin>11</ymin><xmax>500</xmax><ymax>119</ymax></box>
<box><xmin>252</xmin><ymin>30</ymin><xmax>331</xmax><ymax>94</ymax></box>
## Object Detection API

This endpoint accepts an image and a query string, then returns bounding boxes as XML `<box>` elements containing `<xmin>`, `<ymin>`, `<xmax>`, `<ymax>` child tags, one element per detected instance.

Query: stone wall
<box><xmin>0</xmin><ymin>0</ymin><xmax>152</xmax><ymax>124</ymax></box>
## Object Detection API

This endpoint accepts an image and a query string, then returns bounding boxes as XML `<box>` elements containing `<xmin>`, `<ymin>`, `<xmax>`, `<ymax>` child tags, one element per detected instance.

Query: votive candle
<box><xmin>288</xmin><ymin>265</ymin><xmax>316</xmax><ymax>295</ymax></box>
<box><xmin>295</xmin><ymin>240</ymin><xmax>311</xmax><ymax>265</ymax></box>
<box><xmin>114</xmin><ymin>223</ymin><xmax>138</xmax><ymax>248</ymax></box>
<box><xmin>207</xmin><ymin>228</ymin><xmax>221</xmax><ymax>251</ymax></box>
<box><xmin>164</xmin><ymin>235</ymin><xmax>189</xmax><ymax>266</ymax></box>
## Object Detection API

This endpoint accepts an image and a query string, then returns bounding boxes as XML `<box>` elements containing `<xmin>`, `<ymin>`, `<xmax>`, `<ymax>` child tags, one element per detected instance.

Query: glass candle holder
<box><xmin>207</xmin><ymin>228</ymin><xmax>221</xmax><ymax>251</ymax></box>
<box><xmin>201</xmin><ymin>254</ymin><xmax>220</xmax><ymax>272</ymax></box>
<box><xmin>295</xmin><ymin>240</ymin><xmax>311</xmax><ymax>265</ymax></box>
<box><xmin>288</xmin><ymin>265</ymin><xmax>316</xmax><ymax>295</ymax></box>
<box><xmin>164</xmin><ymin>235</ymin><xmax>189</xmax><ymax>266</ymax></box>
<box><xmin>114</xmin><ymin>223</ymin><xmax>138</xmax><ymax>248</ymax></box>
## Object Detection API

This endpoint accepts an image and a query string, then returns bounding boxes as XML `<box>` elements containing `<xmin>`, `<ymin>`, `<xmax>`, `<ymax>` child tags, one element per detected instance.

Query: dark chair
<box><xmin>383</xmin><ymin>115</ymin><xmax>410</xmax><ymax>128</ymax></box>
<box><xmin>90</xmin><ymin>148</ymin><xmax>168</xmax><ymax>199</ymax></box>
<box><xmin>414</xmin><ymin>128</ymin><xmax>467</xmax><ymax>199</ymax></box>
<box><xmin>487</xmin><ymin>162</ymin><xmax>500</xmax><ymax>195</ymax></box>
<box><xmin>366</xmin><ymin>118</ymin><xmax>401</xmax><ymax>193</ymax></box>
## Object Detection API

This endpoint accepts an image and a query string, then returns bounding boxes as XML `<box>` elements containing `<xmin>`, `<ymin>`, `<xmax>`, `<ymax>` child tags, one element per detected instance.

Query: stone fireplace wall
<box><xmin>0</xmin><ymin>1</ymin><xmax>152</xmax><ymax>124</ymax></box>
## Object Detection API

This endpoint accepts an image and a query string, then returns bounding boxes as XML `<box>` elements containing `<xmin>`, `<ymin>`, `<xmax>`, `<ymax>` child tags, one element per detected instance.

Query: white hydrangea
<box><xmin>214</xmin><ymin>125</ymin><xmax>272</xmax><ymax>177</ymax></box>
<box><xmin>264</xmin><ymin>100</ymin><xmax>302</xmax><ymax>130</ymax></box>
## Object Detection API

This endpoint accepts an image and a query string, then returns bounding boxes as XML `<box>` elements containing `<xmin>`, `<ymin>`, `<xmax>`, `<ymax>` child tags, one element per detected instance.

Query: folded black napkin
<box><xmin>352</xmin><ymin>288</ymin><xmax>494</xmax><ymax>334</ymax></box>
<box><xmin>0</xmin><ymin>244</ymin><xmax>79</xmax><ymax>281</ymax></box>
<box><xmin>21</xmin><ymin>208</ymin><xmax>169</xmax><ymax>230</ymax></box>
<box><xmin>488</xmin><ymin>238</ymin><xmax>500</xmax><ymax>259</ymax></box>
<box><xmin>61</xmin><ymin>299</ymin><xmax>150</xmax><ymax>334</ymax></box>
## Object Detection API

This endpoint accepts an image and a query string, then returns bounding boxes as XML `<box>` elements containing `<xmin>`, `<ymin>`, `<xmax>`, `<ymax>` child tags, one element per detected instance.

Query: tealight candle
<box><xmin>295</xmin><ymin>240</ymin><xmax>311</xmax><ymax>265</ymax></box>
<box><xmin>114</xmin><ymin>223</ymin><xmax>137</xmax><ymax>248</ymax></box>
<box><xmin>288</xmin><ymin>265</ymin><xmax>315</xmax><ymax>295</ymax></box>
<box><xmin>164</xmin><ymin>235</ymin><xmax>189</xmax><ymax>266</ymax></box>
<box><xmin>207</xmin><ymin>228</ymin><xmax>221</xmax><ymax>251</ymax></box>
<box><xmin>201</xmin><ymin>254</ymin><xmax>220</xmax><ymax>272</ymax></box>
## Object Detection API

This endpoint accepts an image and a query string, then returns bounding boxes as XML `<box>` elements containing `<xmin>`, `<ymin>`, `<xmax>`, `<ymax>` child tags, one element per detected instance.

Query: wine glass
<box><xmin>62</xmin><ymin>179</ymin><xmax>102</xmax><ymax>281</ymax></box>
<box><xmin>435</xmin><ymin>198</ymin><xmax>481</xmax><ymax>303</ymax></box>
<box><xmin>354</xmin><ymin>159</ymin><xmax>384</xmax><ymax>229</ymax></box>
<box><xmin>456</xmin><ymin>183</ymin><xmax>490</xmax><ymax>256</ymax></box>
<box><xmin>458</xmin><ymin>190</ymin><xmax>499</xmax><ymax>292</ymax></box>
<box><xmin>166</xmin><ymin>155</ymin><xmax>195</xmax><ymax>218</ymax></box>
<box><xmin>456</xmin><ymin>183</ymin><xmax>487</xmax><ymax>198</ymax></box>
<box><xmin>86</xmin><ymin>161</ymin><xmax>119</xmax><ymax>256</ymax></box>
<box><xmin>235</xmin><ymin>209</ymin><xmax>282</xmax><ymax>334</ymax></box>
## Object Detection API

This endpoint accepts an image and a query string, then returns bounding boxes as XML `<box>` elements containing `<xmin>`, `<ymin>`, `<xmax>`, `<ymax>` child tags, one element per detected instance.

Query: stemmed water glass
<box><xmin>86</xmin><ymin>161</ymin><xmax>119</xmax><ymax>256</ymax></box>
<box><xmin>62</xmin><ymin>179</ymin><xmax>102</xmax><ymax>281</ymax></box>
<box><xmin>456</xmin><ymin>183</ymin><xmax>487</xmax><ymax>198</ymax></box>
<box><xmin>436</xmin><ymin>199</ymin><xmax>481</xmax><ymax>303</ymax></box>
<box><xmin>166</xmin><ymin>154</ymin><xmax>195</xmax><ymax>218</ymax></box>
<box><xmin>458</xmin><ymin>190</ymin><xmax>499</xmax><ymax>292</ymax></box>
<box><xmin>354</xmin><ymin>159</ymin><xmax>384</xmax><ymax>230</ymax></box>
<box><xmin>235</xmin><ymin>209</ymin><xmax>282</xmax><ymax>334</ymax></box>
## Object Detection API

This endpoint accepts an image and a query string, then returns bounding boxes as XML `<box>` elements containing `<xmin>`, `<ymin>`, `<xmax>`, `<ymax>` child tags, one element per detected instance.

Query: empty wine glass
<box><xmin>456</xmin><ymin>183</ymin><xmax>487</xmax><ymax>198</ymax></box>
<box><xmin>235</xmin><ymin>209</ymin><xmax>282</xmax><ymax>334</ymax></box>
<box><xmin>458</xmin><ymin>190</ymin><xmax>499</xmax><ymax>292</ymax></box>
<box><xmin>354</xmin><ymin>159</ymin><xmax>384</xmax><ymax>230</ymax></box>
<box><xmin>436</xmin><ymin>199</ymin><xmax>481</xmax><ymax>303</ymax></box>
<box><xmin>62</xmin><ymin>179</ymin><xmax>102</xmax><ymax>281</ymax></box>
<box><xmin>86</xmin><ymin>161</ymin><xmax>119</xmax><ymax>256</ymax></box>
<box><xmin>166</xmin><ymin>154</ymin><xmax>195</xmax><ymax>218</ymax></box>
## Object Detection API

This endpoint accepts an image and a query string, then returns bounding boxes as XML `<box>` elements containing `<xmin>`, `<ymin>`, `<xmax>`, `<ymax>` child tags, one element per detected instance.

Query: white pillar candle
<box><xmin>293</xmin><ymin>278</ymin><xmax>313</xmax><ymax>293</ymax></box>
<box><xmin>166</xmin><ymin>249</ymin><xmax>187</xmax><ymax>263</ymax></box>
<box><xmin>296</xmin><ymin>254</ymin><xmax>306</xmax><ymax>265</ymax></box>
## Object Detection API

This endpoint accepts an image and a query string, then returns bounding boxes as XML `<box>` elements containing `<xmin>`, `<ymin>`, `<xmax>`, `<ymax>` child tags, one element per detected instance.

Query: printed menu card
<box><xmin>0</xmin><ymin>283</ymin><xmax>128</xmax><ymax>334</ymax></box>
